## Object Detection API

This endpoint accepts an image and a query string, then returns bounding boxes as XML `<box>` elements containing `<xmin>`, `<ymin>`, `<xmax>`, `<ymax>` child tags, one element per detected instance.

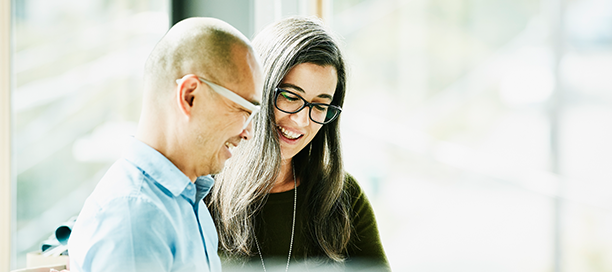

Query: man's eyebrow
<box><xmin>279</xmin><ymin>83</ymin><xmax>334</xmax><ymax>101</ymax></box>
<box><xmin>239</xmin><ymin>100</ymin><xmax>259</xmax><ymax>114</ymax></box>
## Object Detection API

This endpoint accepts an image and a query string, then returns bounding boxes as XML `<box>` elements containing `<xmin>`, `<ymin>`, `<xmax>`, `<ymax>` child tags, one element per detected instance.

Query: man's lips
<box><xmin>224</xmin><ymin>141</ymin><xmax>239</xmax><ymax>155</ymax></box>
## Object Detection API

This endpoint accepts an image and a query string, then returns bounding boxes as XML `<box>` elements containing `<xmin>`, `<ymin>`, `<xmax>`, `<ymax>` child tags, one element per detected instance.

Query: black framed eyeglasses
<box><xmin>274</xmin><ymin>88</ymin><xmax>342</xmax><ymax>125</ymax></box>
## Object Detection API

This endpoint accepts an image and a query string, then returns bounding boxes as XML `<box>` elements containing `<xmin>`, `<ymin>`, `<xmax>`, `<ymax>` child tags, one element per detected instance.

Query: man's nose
<box><xmin>239</xmin><ymin>119</ymin><xmax>253</xmax><ymax>140</ymax></box>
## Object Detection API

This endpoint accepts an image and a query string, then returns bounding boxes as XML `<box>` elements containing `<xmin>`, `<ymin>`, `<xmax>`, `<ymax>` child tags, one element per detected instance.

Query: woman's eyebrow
<box><xmin>279</xmin><ymin>83</ymin><xmax>334</xmax><ymax>100</ymax></box>
<box><xmin>317</xmin><ymin>93</ymin><xmax>333</xmax><ymax>100</ymax></box>
<box><xmin>278</xmin><ymin>83</ymin><xmax>305</xmax><ymax>93</ymax></box>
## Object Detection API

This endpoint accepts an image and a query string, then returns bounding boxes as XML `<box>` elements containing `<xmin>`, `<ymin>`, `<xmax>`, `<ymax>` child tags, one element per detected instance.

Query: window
<box><xmin>8</xmin><ymin>0</ymin><xmax>612</xmax><ymax>270</ymax></box>
<box><xmin>11</xmin><ymin>0</ymin><xmax>169</xmax><ymax>268</ymax></box>
<box><xmin>329</xmin><ymin>0</ymin><xmax>612</xmax><ymax>271</ymax></box>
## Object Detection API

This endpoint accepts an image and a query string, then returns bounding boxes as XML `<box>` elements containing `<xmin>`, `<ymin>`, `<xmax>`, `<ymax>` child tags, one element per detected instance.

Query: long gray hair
<box><xmin>208</xmin><ymin>16</ymin><xmax>350</xmax><ymax>262</ymax></box>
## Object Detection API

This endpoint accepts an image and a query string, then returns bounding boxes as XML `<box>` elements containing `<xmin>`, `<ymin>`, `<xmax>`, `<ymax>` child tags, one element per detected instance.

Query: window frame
<box><xmin>1</xmin><ymin>0</ymin><xmax>13</xmax><ymax>270</ymax></box>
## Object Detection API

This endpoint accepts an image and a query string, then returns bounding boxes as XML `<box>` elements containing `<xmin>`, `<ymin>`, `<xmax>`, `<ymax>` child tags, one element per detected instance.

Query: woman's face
<box><xmin>274</xmin><ymin>63</ymin><xmax>338</xmax><ymax>161</ymax></box>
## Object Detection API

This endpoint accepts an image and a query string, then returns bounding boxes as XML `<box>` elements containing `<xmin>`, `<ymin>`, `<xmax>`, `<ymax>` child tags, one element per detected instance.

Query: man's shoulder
<box><xmin>70</xmin><ymin>159</ymin><xmax>177</xmax><ymax>248</ymax></box>
<box><xmin>84</xmin><ymin>158</ymin><xmax>169</xmax><ymax>216</ymax></box>
<box><xmin>68</xmin><ymin>159</ymin><xmax>186</xmax><ymax>272</ymax></box>
<box><xmin>94</xmin><ymin>158</ymin><xmax>146</xmax><ymax>197</ymax></box>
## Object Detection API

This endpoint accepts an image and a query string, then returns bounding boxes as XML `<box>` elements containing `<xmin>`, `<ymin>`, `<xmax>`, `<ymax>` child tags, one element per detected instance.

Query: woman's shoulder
<box><xmin>343</xmin><ymin>172</ymin><xmax>359</xmax><ymax>192</ymax></box>
<box><xmin>342</xmin><ymin>173</ymin><xmax>369</xmax><ymax>207</ymax></box>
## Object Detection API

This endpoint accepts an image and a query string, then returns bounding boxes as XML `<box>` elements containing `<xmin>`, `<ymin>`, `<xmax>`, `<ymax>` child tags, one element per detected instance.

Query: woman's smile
<box><xmin>277</xmin><ymin>125</ymin><xmax>303</xmax><ymax>140</ymax></box>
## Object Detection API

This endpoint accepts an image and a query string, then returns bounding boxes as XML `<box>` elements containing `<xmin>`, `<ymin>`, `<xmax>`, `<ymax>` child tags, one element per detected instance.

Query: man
<box><xmin>67</xmin><ymin>17</ymin><xmax>263</xmax><ymax>272</ymax></box>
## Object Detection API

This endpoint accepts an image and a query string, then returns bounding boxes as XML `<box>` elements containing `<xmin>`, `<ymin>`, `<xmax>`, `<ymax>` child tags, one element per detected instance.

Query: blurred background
<box><xmin>5</xmin><ymin>0</ymin><xmax>612</xmax><ymax>271</ymax></box>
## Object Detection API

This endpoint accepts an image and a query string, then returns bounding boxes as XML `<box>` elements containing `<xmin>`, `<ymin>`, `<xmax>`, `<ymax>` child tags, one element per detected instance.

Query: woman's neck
<box><xmin>270</xmin><ymin>159</ymin><xmax>300</xmax><ymax>193</ymax></box>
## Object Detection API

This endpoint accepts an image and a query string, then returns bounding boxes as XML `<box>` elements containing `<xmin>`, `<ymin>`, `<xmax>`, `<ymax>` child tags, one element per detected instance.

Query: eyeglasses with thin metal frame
<box><xmin>176</xmin><ymin>75</ymin><xmax>261</xmax><ymax>131</ymax></box>
<box><xmin>274</xmin><ymin>88</ymin><xmax>342</xmax><ymax>125</ymax></box>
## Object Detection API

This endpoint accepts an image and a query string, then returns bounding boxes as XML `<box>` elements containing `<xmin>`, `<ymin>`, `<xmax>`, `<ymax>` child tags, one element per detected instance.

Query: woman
<box><xmin>208</xmin><ymin>16</ymin><xmax>389</xmax><ymax>271</ymax></box>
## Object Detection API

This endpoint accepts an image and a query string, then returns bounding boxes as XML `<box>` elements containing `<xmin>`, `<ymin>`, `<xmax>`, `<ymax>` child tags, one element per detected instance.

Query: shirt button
<box><xmin>187</xmin><ymin>184</ymin><xmax>193</xmax><ymax>190</ymax></box>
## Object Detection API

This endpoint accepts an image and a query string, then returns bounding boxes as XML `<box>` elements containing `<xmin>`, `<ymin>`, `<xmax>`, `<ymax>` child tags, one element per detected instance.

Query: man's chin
<box><xmin>208</xmin><ymin>161</ymin><xmax>227</xmax><ymax>176</ymax></box>
<box><xmin>208</xmin><ymin>167</ymin><xmax>221</xmax><ymax>176</ymax></box>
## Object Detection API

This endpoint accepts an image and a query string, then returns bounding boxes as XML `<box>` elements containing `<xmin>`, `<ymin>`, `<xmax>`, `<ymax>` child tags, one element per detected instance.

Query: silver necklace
<box><xmin>254</xmin><ymin>165</ymin><xmax>297</xmax><ymax>272</ymax></box>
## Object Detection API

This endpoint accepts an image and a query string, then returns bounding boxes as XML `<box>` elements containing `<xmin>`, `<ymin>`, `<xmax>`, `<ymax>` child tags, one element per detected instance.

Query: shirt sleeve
<box><xmin>69</xmin><ymin>196</ymin><xmax>175</xmax><ymax>272</ymax></box>
<box><xmin>345</xmin><ymin>174</ymin><xmax>392</xmax><ymax>271</ymax></box>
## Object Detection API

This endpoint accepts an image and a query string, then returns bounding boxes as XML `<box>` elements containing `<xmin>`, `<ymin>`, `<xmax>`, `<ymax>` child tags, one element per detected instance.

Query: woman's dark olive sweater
<box><xmin>244</xmin><ymin>174</ymin><xmax>390</xmax><ymax>271</ymax></box>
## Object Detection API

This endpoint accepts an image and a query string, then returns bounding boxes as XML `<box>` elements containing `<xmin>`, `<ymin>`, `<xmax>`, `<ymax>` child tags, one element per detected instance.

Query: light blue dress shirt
<box><xmin>68</xmin><ymin>137</ymin><xmax>222</xmax><ymax>272</ymax></box>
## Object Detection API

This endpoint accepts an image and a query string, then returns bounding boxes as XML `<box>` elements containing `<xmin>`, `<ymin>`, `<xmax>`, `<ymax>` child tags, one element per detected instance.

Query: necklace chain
<box><xmin>254</xmin><ymin>164</ymin><xmax>297</xmax><ymax>272</ymax></box>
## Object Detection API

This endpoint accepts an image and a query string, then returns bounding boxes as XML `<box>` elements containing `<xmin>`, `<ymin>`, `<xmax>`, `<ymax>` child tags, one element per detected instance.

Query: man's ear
<box><xmin>176</xmin><ymin>75</ymin><xmax>199</xmax><ymax>118</ymax></box>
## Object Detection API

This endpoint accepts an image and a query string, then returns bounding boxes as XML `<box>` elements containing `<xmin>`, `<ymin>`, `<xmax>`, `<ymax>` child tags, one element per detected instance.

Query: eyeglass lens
<box><xmin>275</xmin><ymin>89</ymin><xmax>340</xmax><ymax>124</ymax></box>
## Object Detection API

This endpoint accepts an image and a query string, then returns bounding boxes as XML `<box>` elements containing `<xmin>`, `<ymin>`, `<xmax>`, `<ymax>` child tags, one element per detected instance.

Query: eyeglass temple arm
<box><xmin>198</xmin><ymin>77</ymin><xmax>260</xmax><ymax>112</ymax></box>
<box><xmin>176</xmin><ymin>76</ymin><xmax>261</xmax><ymax>112</ymax></box>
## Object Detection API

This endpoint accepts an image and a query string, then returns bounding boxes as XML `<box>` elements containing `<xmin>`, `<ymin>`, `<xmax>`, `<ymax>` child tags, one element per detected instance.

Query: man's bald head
<box><xmin>136</xmin><ymin>17</ymin><xmax>263</xmax><ymax>180</ymax></box>
<box><xmin>143</xmin><ymin>17</ymin><xmax>253</xmax><ymax>99</ymax></box>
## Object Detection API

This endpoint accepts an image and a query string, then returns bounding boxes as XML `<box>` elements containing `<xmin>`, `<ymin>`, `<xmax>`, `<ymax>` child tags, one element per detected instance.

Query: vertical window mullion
<box><xmin>1</xmin><ymin>0</ymin><xmax>13</xmax><ymax>270</ymax></box>
<box><xmin>548</xmin><ymin>0</ymin><xmax>567</xmax><ymax>271</ymax></box>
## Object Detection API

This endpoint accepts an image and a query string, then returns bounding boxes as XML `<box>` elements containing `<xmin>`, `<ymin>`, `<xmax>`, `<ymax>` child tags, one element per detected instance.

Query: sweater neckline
<box><xmin>266</xmin><ymin>186</ymin><xmax>302</xmax><ymax>204</ymax></box>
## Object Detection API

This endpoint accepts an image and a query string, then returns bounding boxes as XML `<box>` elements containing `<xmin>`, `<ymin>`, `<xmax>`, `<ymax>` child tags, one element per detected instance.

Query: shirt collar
<box><xmin>124</xmin><ymin>137</ymin><xmax>192</xmax><ymax>197</ymax></box>
<box><xmin>124</xmin><ymin>137</ymin><xmax>216</xmax><ymax>203</ymax></box>
<box><xmin>194</xmin><ymin>175</ymin><xmax>214</xmax><ymax>203</ymax></box>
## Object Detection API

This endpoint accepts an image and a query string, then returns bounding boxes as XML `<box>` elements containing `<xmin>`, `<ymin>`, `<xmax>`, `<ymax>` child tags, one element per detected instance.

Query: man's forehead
<box><xmin>223</xmin><ymin>44</ymin><xmax>263</xmax><ymax>106</ymax></box>
<box><xmin>241</xmin><ymin>82</ymin><xmax>261</xmax><ymax>106</ymax></box>
<box><xmin>244</xmin><ymin>65</ymin><xmax>264</xmax><ymax>106</ymax></box>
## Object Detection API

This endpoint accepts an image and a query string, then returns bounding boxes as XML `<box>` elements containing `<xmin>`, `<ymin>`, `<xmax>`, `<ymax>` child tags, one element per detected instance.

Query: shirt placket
<box><xmin>192</xmin><ymin>193</ymin><xmax>213</xmax><ymax>271</ymax></box>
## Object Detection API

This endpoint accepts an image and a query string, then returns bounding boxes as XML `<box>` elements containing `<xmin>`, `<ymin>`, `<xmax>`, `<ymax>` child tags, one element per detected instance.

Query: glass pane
<box><xmin>12</xmin><ymin>0</ymin><xmax>168</xmax><ymax>267</ymax></box>
<box><xmin>561</xmin><ymin>0</ymin><xmax>612</xmax><ymax>270</ymax></box>
<box><xmin>330</xmin><ymin>0</ymin><xmax>611</xmax><ymax>271</ymax></box>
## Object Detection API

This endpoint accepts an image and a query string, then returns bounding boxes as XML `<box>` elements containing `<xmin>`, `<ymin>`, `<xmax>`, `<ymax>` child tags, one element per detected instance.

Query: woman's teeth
<box><xmin>278</xmin><ymin>126</ymin><xmax>301</xmax><ymax>140</ymax></box>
